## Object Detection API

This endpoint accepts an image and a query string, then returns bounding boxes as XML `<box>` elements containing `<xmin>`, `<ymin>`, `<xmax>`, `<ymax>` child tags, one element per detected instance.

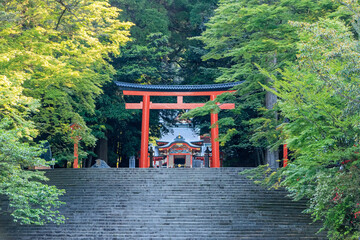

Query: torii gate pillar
<box><xmin>210</xmin><ymin>95</ymin><xmax>220</xmax><ymax>168</ymax></box>
<box><xmin>140</xmin><ymin>95</ymin><xmax>150</xmax><ymax>168</ymax></box>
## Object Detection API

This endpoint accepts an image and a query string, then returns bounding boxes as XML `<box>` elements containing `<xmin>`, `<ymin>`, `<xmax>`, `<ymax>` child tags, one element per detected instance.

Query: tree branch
<box><xmin>309</xmin><ymin>56</ymin><xmax>360</xmax><ymax>103</ymax></box>
<box><xmin>54</xmin><ymin>0</ymin><xmax>87</xmax><ymax>29</ymax></box>
<box><xmin>55</xmin><ymin>8</ymin><xmax>66</xmax><ymax>30</ymax></box>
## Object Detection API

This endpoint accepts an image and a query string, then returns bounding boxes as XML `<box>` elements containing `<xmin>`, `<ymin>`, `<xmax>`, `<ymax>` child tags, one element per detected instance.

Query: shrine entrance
<box><xmin>174</xmin><ymin>155</ymin><xmax>186</xmax><ymax>168</ymax></box>
<box><xmin>116</xmin><ymin>81</ymin><xmax>242</xmax><ymax>168</ymax></box>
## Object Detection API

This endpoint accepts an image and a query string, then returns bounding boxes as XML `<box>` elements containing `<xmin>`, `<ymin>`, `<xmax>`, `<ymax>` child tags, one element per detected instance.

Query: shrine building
<box><xmin>152</xmin><ymin>122</ymin><xmax>213</xmax><ymax>168</ymax></box>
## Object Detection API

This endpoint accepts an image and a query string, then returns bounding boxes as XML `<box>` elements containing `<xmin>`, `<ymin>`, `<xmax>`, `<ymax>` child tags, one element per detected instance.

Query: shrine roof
<box><xmin>156</xmin><ymin>140</ymin><xmax>201</xmax><ymax>149</ymax></box>
<box><xmin>159</xmin><ymin>124</ymin><xmax>199</xmax><ymax>142</ymax></box>
<box><xmin>156</xmin><ymin>134</ymin><xmax>202</xmax><ymax>149</ymax></box>
<box><xmin>115</xmin><ymin>81</ymin><xmax>243</xmax><ymax>92</ymax></box>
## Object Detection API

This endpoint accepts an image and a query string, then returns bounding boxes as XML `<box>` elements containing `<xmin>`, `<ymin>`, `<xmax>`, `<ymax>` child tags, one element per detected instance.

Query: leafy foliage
<box><xmin>191</xmin><ymin>0</ymin><xmax>339</xmax><ymax>165</ymax></box>
<box><xmin>279</xmin><ymin>16</ymin><xmax>360</xmax><ymax>238</ymax></box>
<box><xmin>0</xmin><ymin>76</ymin><xmax>65</xmax><ymax>225</ymax></box>
<box><xmin>198</xmin><ymin>0</ymin><xmax>360</xmax><ymax>237</ymax></box>
<box><xmin>248</xmin><ymin>11</ymin><xmax>360</xmax><ymax>239</ymax></box>
<box><xmin>0</xmin><ymin>0</ymin><xmax>132</xmax><ymax>223</ymax></box>
<box><xmin>0</xmin><ymin>0</ymin><xmax>133</xmax><ymax>164</ymax></box>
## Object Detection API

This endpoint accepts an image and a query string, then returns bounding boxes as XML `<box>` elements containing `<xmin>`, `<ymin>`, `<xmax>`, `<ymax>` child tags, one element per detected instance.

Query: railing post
<box><xmin>149</xmin><ymin>147</ymin><xmax>154</xmax><ymax>168</ymax></box>
<box><xmin>205</xmin><ymin>147</ymin><xmax>211</xmax><ymax>168</ymax></box>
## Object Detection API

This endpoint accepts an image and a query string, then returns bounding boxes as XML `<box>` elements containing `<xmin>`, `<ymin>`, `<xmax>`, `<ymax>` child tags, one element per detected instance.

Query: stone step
<box><xmin>0</xmin><ymin>168</ymin><xmax>327</xmax><ymax>239</ymax></box>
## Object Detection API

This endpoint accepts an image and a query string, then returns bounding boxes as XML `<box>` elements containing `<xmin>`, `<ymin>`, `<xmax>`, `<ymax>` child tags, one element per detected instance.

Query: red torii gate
<box><xmin>115</xmin><ymin>81</ymin><xmax>242</xmax><ymax>168</ymax></box>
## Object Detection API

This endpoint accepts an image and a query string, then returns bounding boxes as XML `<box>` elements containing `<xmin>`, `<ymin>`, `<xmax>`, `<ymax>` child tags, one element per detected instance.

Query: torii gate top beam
<box><xmin>115</xmin><ymin>81</ymin><xmax>243</xmax><ymax>93</ymax></box>
<box><xmin>115</xmin><ymin>81</ymin><xmax>242</xmax><ymax>109</ymax></box>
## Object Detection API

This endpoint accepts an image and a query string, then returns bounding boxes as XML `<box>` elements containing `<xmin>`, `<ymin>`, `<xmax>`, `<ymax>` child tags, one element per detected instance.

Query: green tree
<box><xmin>192</xmin><ymin>0</ymin><xmax>339</xmax><ymax>167</ymax></box>
<box><xmin>274</xmin><ymin>16</ymin><xmax>360</xmax><ymax>238</ymax></box>
<box><xmin>114</xmin><ymin>33</ymin><xmax>174</xmax><ymax>84</ymax></box>
<box><xmin>248</xmin><ymin>3</ymin><xmax>360</xmax><ymax>237</ymax></box>
<box><xmin>0</xmin><ymin>0</ymin><xmax>133</xmax><ymax>165</ymax></box>
<box><xmin>0</xmin><ymin>0</ymin><xmax>133</xmax><ymax>223</ymax></box>
<box><xmin>0</xmin><ymin>75</ymin><xmax>65</xmax><ymax>225</ymax></box>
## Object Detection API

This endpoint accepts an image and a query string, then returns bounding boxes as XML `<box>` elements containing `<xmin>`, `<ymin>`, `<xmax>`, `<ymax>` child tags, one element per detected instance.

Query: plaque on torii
<box><xmin>115</xmin><ymin>81</ymin><xmax>242</xmax><ymax>168</ymax></box>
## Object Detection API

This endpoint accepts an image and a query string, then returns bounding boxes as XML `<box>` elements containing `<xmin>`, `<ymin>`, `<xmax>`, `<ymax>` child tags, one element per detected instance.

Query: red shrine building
<box><xmin>152</xmin><ymin>122</ymin><xmax>213</xmax><ymax>168</ymax></box>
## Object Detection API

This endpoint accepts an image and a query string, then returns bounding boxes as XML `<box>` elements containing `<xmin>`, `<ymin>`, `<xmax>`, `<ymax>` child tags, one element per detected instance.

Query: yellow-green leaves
<box><xmin>0</xmin><ymin>0</ymin><xmax>133</xmax><ymax>150</ymax></box>
<box><xmin>0</xmin><ymin>0</ymin><xmax>134</xmax><ymax>225</ymax></box>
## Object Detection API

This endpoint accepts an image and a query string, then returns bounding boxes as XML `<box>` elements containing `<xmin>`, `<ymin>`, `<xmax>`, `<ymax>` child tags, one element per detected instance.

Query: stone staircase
<box><xmin>0</xmin><ymin>168</ymin><xmax>327</xmax><ymax>239</ymax></box>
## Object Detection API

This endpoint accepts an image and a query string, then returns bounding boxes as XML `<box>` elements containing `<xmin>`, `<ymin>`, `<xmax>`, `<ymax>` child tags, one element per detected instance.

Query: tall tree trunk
<box><xmin>86</xmin><ymin>146</ymin><xmax>95</xmax><ymax>168</ymax></box>
<box><xmin>265</xmin><ymin>53</ymin><xmax>279</xmax><ymax>169</ymax></box>
<box><xmin>255</xmin><ymin>147</ymin><xmax>263</xmax><ymax>166</ymax></box>
<box><xmin>95</xmin><ymin>138</ymin><xmax>108</xmax><ymax>163</ymax></box>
